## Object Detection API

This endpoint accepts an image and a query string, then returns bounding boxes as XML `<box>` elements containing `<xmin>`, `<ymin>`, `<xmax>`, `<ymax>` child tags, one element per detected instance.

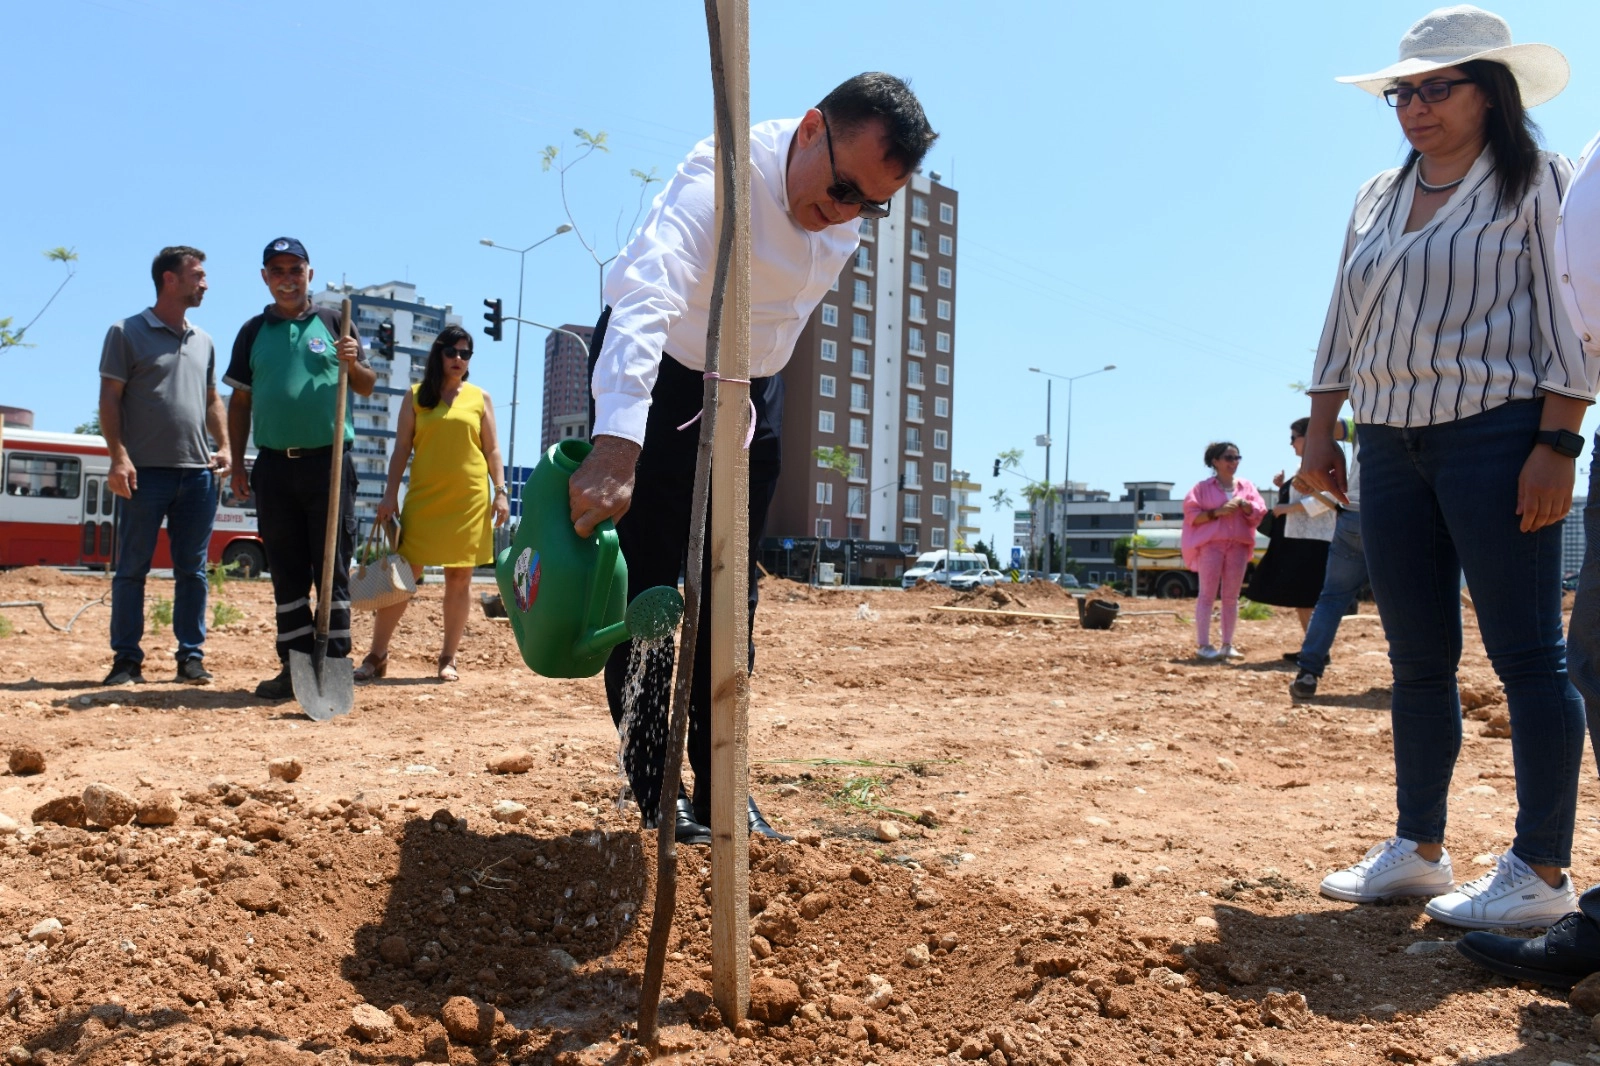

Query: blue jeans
<box><xmin>1297</xmin><ymin>506</ymin><xmax>1367</xmax><ymax>677</ymax></box>
<box><xmin>1360</xmin><ymin>399</ymin><xmax>1584</xmax><ymax>868</ymax></box>
<box><xmin>1569</xmin><ymin>435</ymin><xmax>1600</xmax><ymax>770</ymax></box>
<box><xmin>111</xmin><ymin>467</ymin><xmax>217</xmax><ymax>665</ymax></box>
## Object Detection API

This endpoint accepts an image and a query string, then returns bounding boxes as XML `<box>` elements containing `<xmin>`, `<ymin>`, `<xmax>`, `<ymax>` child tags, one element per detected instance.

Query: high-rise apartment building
<box><xmin>767</xmin><ymin>172</ymin><xmax>958</xmax><ymax>554</ymax></box>
<box><xmin>540</xmin><ymin>324</ymin><xmax>595</xmax><ymax>454</ymax></box>
<box><xmin>311</xmin><ymin>281</ymin><xmax>461</xmax><ymax>534</ymax></box>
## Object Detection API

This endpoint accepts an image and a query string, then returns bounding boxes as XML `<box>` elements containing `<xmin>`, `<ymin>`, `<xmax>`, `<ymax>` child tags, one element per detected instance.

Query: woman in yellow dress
<box><xmin>356</xmin><ymin>326</ymin><xmax>510</xmax><ymax>681</ymax></box>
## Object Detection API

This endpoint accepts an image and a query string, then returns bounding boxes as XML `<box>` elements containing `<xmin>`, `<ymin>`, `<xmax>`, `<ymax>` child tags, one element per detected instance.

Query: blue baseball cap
<box><xmin>262</xmin><ymin>237</ymin><xmax>309</xmax><ymax>265</ymax></box>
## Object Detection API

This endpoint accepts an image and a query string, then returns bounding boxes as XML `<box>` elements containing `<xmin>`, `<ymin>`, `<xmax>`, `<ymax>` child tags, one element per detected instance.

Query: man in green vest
<box><xmin>223</xmin><ymin>238</ymin><xmax>376</xmax><ymax>700</ymax></box>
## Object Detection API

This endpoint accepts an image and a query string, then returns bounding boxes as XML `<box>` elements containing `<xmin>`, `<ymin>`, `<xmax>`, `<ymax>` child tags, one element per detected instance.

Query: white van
<box><xmin>901</xmin><ymin>550</ymin><xmax>986</xmax><ymax>589</ymax></box>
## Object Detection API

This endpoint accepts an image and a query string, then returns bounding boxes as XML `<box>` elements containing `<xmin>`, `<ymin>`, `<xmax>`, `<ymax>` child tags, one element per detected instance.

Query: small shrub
<box><xmin>212</xmin><ymin>601</ymin><xmax>244</xmax><ymax>628</ymax></box>
<box><xmin>207</xmin><ymin>559</ymin><xmax>240</xmax><ymax>597</ymax></box>
<box><xmin>0</xmin><ymin>614</ymin><xmax>12</xmax><ymax>639</ymax></box>
<box><xmin>1238</xmin><ymin>599</ymin><xmax>1275</xmax><ymax>621</ymax></box>
<box><xmin>149</xmin><ymin>597</ymin><xmax>173</xmax><ymax>634</ymax></box>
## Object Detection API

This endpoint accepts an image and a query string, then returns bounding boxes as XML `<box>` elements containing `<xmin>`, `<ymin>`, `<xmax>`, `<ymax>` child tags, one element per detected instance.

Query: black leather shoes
<box><xmin>1457</xmin><ymin>912</ymin><xmax>1600</xmax><ymax>988</ymax></box>
<box><xmin>691</xmin><ymin>794</ymin><xmax>796</xmax><ymax>842</ymax></box>
<box><xmin>673</xmin><ymin>797</ymin><xmax>712</xmax><ymax>845</ymax></box>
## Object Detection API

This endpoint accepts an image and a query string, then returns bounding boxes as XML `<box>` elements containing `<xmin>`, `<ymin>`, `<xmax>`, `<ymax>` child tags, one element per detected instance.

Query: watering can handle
<box><xmin>584</xmin><ymin>522</ymin><xmax>620</xmax><ymax>640</ymax></box>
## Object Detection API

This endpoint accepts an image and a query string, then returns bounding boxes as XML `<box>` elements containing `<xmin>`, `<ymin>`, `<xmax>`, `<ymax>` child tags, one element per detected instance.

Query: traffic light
<box><xmin>992</xmin><ymin>458</ymin><xmax>1001</xmax><ymax>477</ymax></box>
<box><xmin>375</xmin><ymin>321</ymin><xmax>395</xmax><ymax>358</ymax></box>
<box><xmin>483</xmin><ymin>298</ymin><xmax>504</xmax><ymax>342</ymax></box>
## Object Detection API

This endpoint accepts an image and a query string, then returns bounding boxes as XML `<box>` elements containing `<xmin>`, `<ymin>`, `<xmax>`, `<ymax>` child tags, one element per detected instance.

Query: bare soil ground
<box><xmin>1</xmin><ymin>566</ymin><xmax>1595</xmax><ymax>1066</ymax></box>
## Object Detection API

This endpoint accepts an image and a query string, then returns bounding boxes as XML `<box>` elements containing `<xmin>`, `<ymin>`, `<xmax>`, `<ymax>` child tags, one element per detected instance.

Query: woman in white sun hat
<box><xmin>1299</xmin><ymin>5</ymin><xmax>1595</xmax><ymax>932</ymax></box>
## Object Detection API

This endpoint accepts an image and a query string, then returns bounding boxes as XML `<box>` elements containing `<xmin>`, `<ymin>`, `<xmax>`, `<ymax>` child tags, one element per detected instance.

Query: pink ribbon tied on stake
<box><xmin>676</xmin><ymin>372</ymin><xmax>756</xmax><ymax>448</ymax></box>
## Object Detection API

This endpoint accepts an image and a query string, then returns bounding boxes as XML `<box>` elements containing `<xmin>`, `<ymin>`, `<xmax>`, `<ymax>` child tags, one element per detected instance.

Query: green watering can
<box><xmin>495</xmin><ymin>439</ymin><xmax>684</xmax><ymax>679</ymax></box>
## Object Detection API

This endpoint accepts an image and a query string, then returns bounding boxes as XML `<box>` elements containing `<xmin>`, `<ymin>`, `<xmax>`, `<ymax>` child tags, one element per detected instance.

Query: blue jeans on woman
<box><xmin>1359</xmin><ymin>399</ymin><xmax>1584</xmax><ymax>869</ymax></box>
<box><xmin>110</xmin><ymin>467</ymin><xmax>217</xmax><ymax>665</ymax></box>
<box><xmin>1296</xmin><ymin>506</ymin><xmax>1367</xmax><ymax>677</ymax></box>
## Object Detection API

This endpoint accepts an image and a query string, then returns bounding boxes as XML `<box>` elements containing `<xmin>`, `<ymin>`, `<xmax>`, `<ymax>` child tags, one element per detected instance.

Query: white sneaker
<box><xmin>1197</xmin><ymin>645</ymin><xmax>1222</xmax><ymax>661</ymax></box>
<box><xmin>1221</xmin><ymin>644</ymin><xmax>1245</xmax><ymax>660</ymax></box>
<box><xmin>1423</xmin><ymin>851</ymin><xmax>1578</xmax><ymax>930</ymax></box>
<box><xmin>1319</xmin><ymin>837</ymin><xmax>1455</xmax><ymax>903</ymax></box>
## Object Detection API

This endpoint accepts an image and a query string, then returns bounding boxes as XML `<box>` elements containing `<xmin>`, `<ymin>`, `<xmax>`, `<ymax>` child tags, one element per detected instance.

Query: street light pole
<box><xmin>1030</xmin><ymin>364</ymin><xmax>1116</xmax><ymax>583</ymax></box>
<box><xmin>479</xmin><ymin>224</ymin><xmax>573</xmax><ymax>509</ymax></box>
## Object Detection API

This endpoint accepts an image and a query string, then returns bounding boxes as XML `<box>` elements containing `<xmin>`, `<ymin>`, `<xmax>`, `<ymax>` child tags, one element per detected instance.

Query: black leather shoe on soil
<box><xmin>1290</xmin><ymin>671</ymin><xmax>1319</xmax><ymax>699</ymax></box>
<box><xmin>1456</xmin><ymin>913</ymin><xmax>1600</xmax><ymax>988</ymax></box>
<box><xmin>255</xmin><ymin>666</ymin><xmax>293</xmax><ymax>701</ymax></box>
<box><xmin>102</xmin><ymin>659</ymin><xmax>145</xmax><ymax>686</ymax></box>
<box><xmin>175</xmin><ymin>658</ymin><xmax>213</xmax><ymax>685</ymax></box>
<box><xmin>673</xmin><ymin>797</ymin><xmax>712</xmax><ymax>846</ymax></box>
<box><xmin>748</xmin><ymin>797</ymin><xmax>794</xmax><ymax>842</ymax></box>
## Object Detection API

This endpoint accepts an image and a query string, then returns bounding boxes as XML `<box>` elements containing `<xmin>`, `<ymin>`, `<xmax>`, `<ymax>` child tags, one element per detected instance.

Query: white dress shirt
<box><xmin>593</xmin><ymin>117</ymin><xmax>862</xmax><ymax>444</ymax></box>
<box><xmin>1556</xmin><ymin>131</ymin><xmax>1600</xmax><ymax>364</ymax></box>
<box><xmin>1310</xmin><ymin>148</ymin><xmax>1592</xmax><ymax>426</ymax></box>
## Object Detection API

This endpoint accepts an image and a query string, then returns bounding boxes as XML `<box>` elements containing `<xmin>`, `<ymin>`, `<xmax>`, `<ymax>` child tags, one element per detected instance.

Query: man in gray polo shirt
<box><xmin>99</xmin><ymin>245</ymin><xmax>230</xmax><ymax>686</ymax></box>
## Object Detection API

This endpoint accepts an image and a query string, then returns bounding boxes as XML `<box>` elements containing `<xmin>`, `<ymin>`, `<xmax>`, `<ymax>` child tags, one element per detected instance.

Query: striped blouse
<box><xmin>1309</xmin><ymin>148</ymin><xmax>1591</xmax><ymax>427</ymax></box>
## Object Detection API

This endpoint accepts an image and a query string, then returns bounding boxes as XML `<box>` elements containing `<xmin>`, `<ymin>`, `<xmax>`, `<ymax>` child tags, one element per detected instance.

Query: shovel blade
<box><xmin>289</xmin><ymin>648</ymin><xmax>355</xmax><ymax>721</ymax></box>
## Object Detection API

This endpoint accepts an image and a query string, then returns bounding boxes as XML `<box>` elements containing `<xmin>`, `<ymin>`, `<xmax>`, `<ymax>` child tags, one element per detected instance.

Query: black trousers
<box><xmin>589</xmin><ymin>310</ymin><xmax>783</xmax><ymax>819</ymax></box>
<box><xmin>251</xmin><ymin>449</ymin><xmax>357</xmax><ymax>663</ymax></box>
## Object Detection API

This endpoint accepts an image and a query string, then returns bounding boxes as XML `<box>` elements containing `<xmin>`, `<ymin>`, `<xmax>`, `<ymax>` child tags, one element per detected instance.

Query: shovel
<box><xmin>291</xmin><ymin>297</ymin><xmax>356</xmax><ymax>720</ymax></box>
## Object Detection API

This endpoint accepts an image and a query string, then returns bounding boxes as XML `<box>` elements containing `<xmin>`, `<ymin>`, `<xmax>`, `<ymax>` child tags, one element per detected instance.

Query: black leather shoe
<box><xmin>1457</xmin><ymin>912</ymin><xmax>1600</xmax><ymax>988</ymax></box>
<box><xmin>255</xmin><ymin>665</ymin><xmax>293</xmax><ymax>701</ymax></box>
<box><xmin>673</xmin><ymin>797</ymin><xmax>711</xmax><ymax>846</ymax></box>
<box><xmin>747</xmin><ymin>797</ymin><xmax>794</xmax><ymax>842</ymax></box>
<box><xmin>102</xmin><ymin>659</ymin><xmax>145</xmax><ymax>686</ymax></box>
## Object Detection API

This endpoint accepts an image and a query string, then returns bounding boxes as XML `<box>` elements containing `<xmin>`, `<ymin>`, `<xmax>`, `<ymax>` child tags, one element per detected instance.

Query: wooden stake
<box><xmin>706</xmin><ymin>0</ymin><xmax>751</xmax><ymax>1028</ymax></box>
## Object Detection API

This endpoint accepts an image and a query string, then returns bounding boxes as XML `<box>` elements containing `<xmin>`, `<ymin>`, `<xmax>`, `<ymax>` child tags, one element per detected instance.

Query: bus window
<box><xmin>5</xmin><ymin>454</ymin><xmax>81</xmax><ymax>498</ymax></box>
<box><xmin>221</xmin><ymin>480</ymin><xmax>255</xmax><ymax>509</ymax></box>
<box><xmin>102</xmin><ymin>480</ymin><xmax>113</xmax><ymax>513</ymax></box>
<box><xmin>86</xmin><ymin>477</ymin><xmax>99</xmax><ymax>516</ymax></box>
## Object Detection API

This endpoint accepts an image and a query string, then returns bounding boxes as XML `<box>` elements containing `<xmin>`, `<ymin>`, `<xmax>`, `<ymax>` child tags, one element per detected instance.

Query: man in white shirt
<box><xmin>570</xmin><ymin>73</ymin><xmax>937</xmax><ymax>844</ymax></box>
<box><xmin>1457</xmin><ymin>130</ymin><xmax>1600</xmax><ymax>987</ymax></box>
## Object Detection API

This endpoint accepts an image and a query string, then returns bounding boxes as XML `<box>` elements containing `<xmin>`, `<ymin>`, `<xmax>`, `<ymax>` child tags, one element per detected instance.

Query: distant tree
<box><xmin>971</xmin><ymin>537</ymin><xmax>997</xmax><ymax>568</ymax></box>
<box><xmin>2</xmin><ymin>247</ymin><xmax>79</xmax><ymax>352</ymax></box>
<box><xmin>75</xmin><ymin>411</ymin><xmax>101</xmax><ymax>435</ymax></box>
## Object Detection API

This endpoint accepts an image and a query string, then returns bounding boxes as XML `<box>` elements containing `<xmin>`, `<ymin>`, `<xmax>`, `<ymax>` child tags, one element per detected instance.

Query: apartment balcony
<box><xmin>906</xmin><ymin>376</ymin><xmax>925</xmax><ymax>391</ymax></box>
<box><xmin>908</xmin><ymin>312</ymin><xmax>927</xmax><ymax>325</ymax></box>
<box><xmin>852</xmin><ymin>299</ymin><xmax>873</xmax><ymax>311</ymax></box>
<box><xmin>853</xmin><ymin>264</ymin><xmax>874</xmax><ymax>277</ymax></box>
<box><xmin>909</xmin><ymin>278</ymin><xmax>928</xmax><ymax>291</ymax></box>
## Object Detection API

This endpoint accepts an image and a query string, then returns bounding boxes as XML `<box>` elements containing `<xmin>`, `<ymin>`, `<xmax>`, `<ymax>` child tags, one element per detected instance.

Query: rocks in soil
<box><xmin>32</xmin><ymin>795</ymin><xmax>86</xmax><ymax>828</ymax></box>
<box><xmin>267</xmin><ymin>757</ymin><xmax>303</xmax><ymax>783</ymax></box>
<box><xmin>8</xmin><ymin>747</ymin><xmax>44</xmax><ymax>775</ymax></box>
<box><xmin>848</xmin><ymin>864</ymin><xmax>873</xmax><ymax>885</ymax></box>
<box><xmin>1261</xmin><ymin>991</ymin><xmax>1311</xmax><ymax>1029</ymax></box>
<box><xmin>876</xmin><ymin>820</ymin><xmax>901</xmax><ymax>842</ymax></box>
<box><xmin>1482</xmin><ymin>710</ymin><xmax>1512</xmax><ymax>738</ymax></box>
<box><xmin>903</xmin><ymin>943</ymin><xmax>931</xmax><ymax>968</ymax></box>
<box><xmin>753</xmin><ymin>900</ymin><xmax>800</xmax><ymax>946</ymax></box>
<box><xmin>485</xmin><ymin>749</ymin><xmax>535</xmax><ymax>774</ymax></box>
<box><xmin>863</xmin><ymin>974</ymin><xmax>894</xmax><ymax>1009</ymax></box>
<box><xmin>135</xmin><ymin>789</ymin><xmax>183</xmax><ymax>826</ymax></box>
<box><xmin>0</xmin><ymin>813</ymin><xmax>17</xmax><ymax>836</ymax></box>
<box><xmin>378</xmin><ymin>935</ymin><xmax>410</xmax><ymax>965</ymax></box>
<box><xmin>439</xmin><ymin>995</ymin><xmax>498</xmax><ymax>1045</ymax></box>
<box><xmin>350</xmin><ymin>1003</ymin><xmax>394</xmax><ymax>1042</ymax></box>
<box><xmin>81</xmin><ymin>783</ymin><xmax>136</xmax><ymax>827</ymax></box>
<box><xmin>227</xmin><ymin>875</ymin><xmax>282</xmax><ymax>912</ymax></box>
<box><xmin>27</xmin><ymin>918</ymin><xmax>63</xmax><ymax>944</ymax></box>
<box><xmin>548</xmin><ymin>948</ymin><xmax>578</xmax><ymax>972</ymax></box>
<box><xmin>491</xmin><ymin>800</ymin><xmax>527</xmax><ymax>824</ymax></box>
<box><xmin>1569</xmin><ymin>972</ymin><xmax>1600</xmax><ymax>1015</ymax></box>
<box><xmin>799</xmin><ymin>891</ymin><xmax>831</xmax><ymax>919</ymax></box>
<box><xmin>747</xmin><ymin>976</ymin><xmax>800</xmax><ymax>1024</ymax></box>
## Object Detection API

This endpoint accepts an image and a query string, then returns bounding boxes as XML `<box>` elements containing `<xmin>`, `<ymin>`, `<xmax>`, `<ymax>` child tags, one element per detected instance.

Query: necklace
<box><xmin>1416</xmin><ymin>164</ymin><xmax>1465</xmax><ymax>195</ymax></box>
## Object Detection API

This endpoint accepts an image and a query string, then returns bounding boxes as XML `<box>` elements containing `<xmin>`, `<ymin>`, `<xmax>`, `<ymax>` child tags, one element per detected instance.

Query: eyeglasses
<box><xmin>820</xmin><ymin>112</ymin><xmax>892</xmax><ymax>219</ymax></box>
<box><xmin>1383</xmin><ymin>78</ymin><xmax>1474</xmax><ymax>108</ymax></box>
<box><xmin>1217</xmin><ymin>453</ymin><xmax>1242</xmax><ymax>462</ymax></box>
<box><xmin>446</xmin><ymin>347</ymin><xmax>472</xmax><ymax>361</ymax></box>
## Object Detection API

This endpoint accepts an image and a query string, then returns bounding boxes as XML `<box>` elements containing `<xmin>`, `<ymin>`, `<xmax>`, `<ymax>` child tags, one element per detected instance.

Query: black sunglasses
<box><xmin>445</xmin><ymin>346</ymin><xmax>472</xmax><ymax>361</ymax></box>
<box><xmin>1217</xmin><ymin>453</ymin><xmax>1242</xmax><ymax>462</ymax></box>
<box><xmin>821</xmin><ymin>112</ymin><xmax>892</xmax><ymax>219</ymax></box>
<box><xmin>1383</xmin><ymin>78</ymin><xmax>1474</xmax><ymax>108</ymax></box>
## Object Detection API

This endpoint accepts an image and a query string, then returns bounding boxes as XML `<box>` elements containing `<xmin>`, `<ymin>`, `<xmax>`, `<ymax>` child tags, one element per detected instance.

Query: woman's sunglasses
<box><xmin>445</xmin><ymin>346</ymin><xmax>473</xmax><ymax>361</ymax></box>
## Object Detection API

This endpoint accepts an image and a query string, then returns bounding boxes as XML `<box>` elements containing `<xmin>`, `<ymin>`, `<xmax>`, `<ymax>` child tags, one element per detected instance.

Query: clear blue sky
<box><xmin>5</xmin><ymin>0</ymin><xmax>1599</xmax><ymax>552</ymax></box>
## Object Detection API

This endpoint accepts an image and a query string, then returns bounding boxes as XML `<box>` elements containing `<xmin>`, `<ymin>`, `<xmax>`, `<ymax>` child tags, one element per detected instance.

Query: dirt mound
<box><xmin>0</xmin><ymin>566</ymin><xmax>106</xmax><ymax>593</ymax></box>
<box><xmin>898</xmin><ymin>579</ymin><xmax>949</xmax><ymax>599</ymax></box>
<box><xmin>762</xmin><ymin>577</ymin><xmax>817</xmax><ymax>604</ymax></box>
<box><xmin>928</xmin><ymin>586</ymin><xmax>1078</xmax><ymax>626</ymax></box>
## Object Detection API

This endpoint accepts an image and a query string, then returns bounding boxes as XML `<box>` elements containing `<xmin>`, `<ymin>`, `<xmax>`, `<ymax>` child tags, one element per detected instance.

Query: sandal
<box><xmin>353</xmin><ymin>652</ymin><xmax>388</xmax><ymax>682</ymax></box>
<box><xmin>436</xmin><ymin>656</ymin><xmax>460</xmax><ymax>683</ymax></box>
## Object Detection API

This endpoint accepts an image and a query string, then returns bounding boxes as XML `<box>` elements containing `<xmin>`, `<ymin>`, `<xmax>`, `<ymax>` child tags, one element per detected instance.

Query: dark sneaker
<box><xmin>175</xmin><ymin>658</ymin><xmax>213</xmax><ymax>685</ymax></box>
<box><xmin>255</xmin><ymin>665</ymin><xmax>293</xmax><ymax>700</ymax></box>
<box><xmin>1290</xmin><ymin>670</ymin><xmax>1319</xmax><ymax>699</ymax></box>
<box><xmin>102</xmin><ymin>659</ymin><xmax>145</xmax><ymax>686</ymax></box>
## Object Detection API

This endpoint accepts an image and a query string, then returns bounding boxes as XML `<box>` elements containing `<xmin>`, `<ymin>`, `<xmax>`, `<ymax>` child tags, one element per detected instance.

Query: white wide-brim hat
<box><xmin>1336</xmin><ymin>4</ymin><xmax>1568</xmax><ymax>107</ymax></box>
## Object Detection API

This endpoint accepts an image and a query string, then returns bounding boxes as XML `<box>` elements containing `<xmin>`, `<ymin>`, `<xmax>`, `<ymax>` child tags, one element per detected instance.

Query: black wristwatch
<box><xmin>1535</xmin><ymin>428</ymin><xmax>1586</xmax><ymax>459</ymax></box>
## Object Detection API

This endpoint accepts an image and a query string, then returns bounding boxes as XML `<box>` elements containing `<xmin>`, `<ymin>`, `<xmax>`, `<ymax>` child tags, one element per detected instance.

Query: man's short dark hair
<box><xmin>818</xmin><ymin>73</ymin><xmax>938</xmax><ymax>176</ymax></box>
<box><xmin>152</xmin><ymin>246</ymin><xmax>205</xmax><ymax>296</ymax></box>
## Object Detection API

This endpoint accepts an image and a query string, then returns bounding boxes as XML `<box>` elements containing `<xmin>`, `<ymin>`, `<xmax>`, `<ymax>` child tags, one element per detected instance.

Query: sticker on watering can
<box><xmin>513</xmin><ymin>547</ymin><xmax>541</xmax><ymax>611</ymax></box>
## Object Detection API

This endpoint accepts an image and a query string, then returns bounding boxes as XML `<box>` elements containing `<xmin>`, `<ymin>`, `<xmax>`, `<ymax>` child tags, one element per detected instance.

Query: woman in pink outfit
<box><xmin>1181</xmin><ymin>442</ymin><xmax>1267</xmax><ymax>661</ymax></box>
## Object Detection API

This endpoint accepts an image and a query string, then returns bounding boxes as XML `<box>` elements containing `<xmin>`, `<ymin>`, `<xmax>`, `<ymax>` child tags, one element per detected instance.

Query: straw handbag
<box><xmin>350</xmin><ymin>519</ymin><xmax>416</xmax><ymax>611</ymax></box>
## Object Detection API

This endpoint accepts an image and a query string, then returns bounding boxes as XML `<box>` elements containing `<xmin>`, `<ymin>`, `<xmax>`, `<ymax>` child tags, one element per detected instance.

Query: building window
<box><xmin>855</xmin><ymin>246</ymin><xmax>871</xmax><ymax>272</ymax></box>
<box><xmin>849</xmin><ymin>452</ymin><xmax>864</xmax><ymax>478</ymax></box>
<box><xmin>817</xmin><ymin>518</ymin><xmax>832</xmax><ymax>537</ymax></box>
<box><xmin>816</xmin><ymin>481</ymin><xmax>834</xmax><ymax>505</ymax></box>
<box><xmin>937</xmin><ymin>266</ymin><xmax>953</xmax><ymax>287</ymax></box>
<box><xmin>933</xmin><ymin>462</ymin><xmax>948</xmax><ymax>482</ymax></box>
<box><xmin>849</xmin><ymin>417</ymin><xmax>867</xmax><ymax>446</ymax></box>
<box><xmin>907</xmin><ymin>360</ymin><xmax>924</xmax><ymax>388</ymax></box>
<box><xmin>859</xmin><ymin>218</ymin><xmax>874</xmax><ymax>240</ymax></box>
<box><xmin>935</xmin><ymin>363</ymin><xmax>951</xmax><ymax>385</ymax></box>
<box><xmin>847</xmin><ymin>486</ymin><xmax>865</xmax><ymax>515</ymax></box>
<box><xmin>819</xmin><ymin>374</ymin><xmax>836</xmax><ymax>398</ymax></box>
<box><xmin>829</xmin><ymin>277</ymin><xmax>839</xmax><ymax>291</ymax></box>
<box><xmin>911</xmin><ymin>229</ymin><xmax>928</xmax><ymax>256</ymax></box>
<box><xmin>931</xmin><ymin>527</ymin><xmax>946</xmax><ymax>548</ymax></box>
<box><xmin>908</xmin><ymin>327</ymin><xmax>925</xmax><ymax>354</ymax></box>
<box><xmin>934</xmin><ymin>396</ymin><xmax>950</xmax><ymax>418</ymax></box>
<box><xmin>909</xmin><ymin>294</ymin><xmax>925</xmax><ymax>321</ymax></box>
<box><xmin>910</xmin><ymin>262</ymin><xmax>927</xmax><ymax>288</ymax></box>
<box><xmin>852</xmin><ymin>313</ymin><xmax>870</xmax><ymax>340</ymax></box>
<box><xmin>905</xmin><ymin>427</ymin><xmax>922</xmax><ymax>453</ymax></box>
<box><xmin>911</xmin><ymin>196</ymin><xmax>929</xmax><ymax>222</ymax></box>
<box><xmin>933</xmin><ymin>428</ymin><xmax>949</xmax><ymax>450</ymax></box>
<box><xmin>818</xmin><ymin>410</ymin><xmax>835</xmax><ymax>433</ymax></box>
<box><xmin>903</xmin><ymin>494</ymin><xmax>921</xmax><ymax>520</ymax></box>
<box><xmin>850</xmin><ymin>383</ymin><xmax>869</xmax><ymax>410</ymax></box>
<box><xmin>820</xmin><ymin>339</ymin><xmax>837</xmax><ymax>362</ymax></box>
<box><xmin>851</xmin><ymin>347</ymin><xmax>870</xmax><ymax>376</ymax></box>
<box><xmin>853</xmin><ymin>279</ymin><xmax>871</xmax><ymax>307</ymax></box>
<box><xmin>821</xmin><ymin>303</ymin><xmax>838</xmax><ymax>327</ymax></box>
<box><xmin>907</xmin><ymin>394</ymin><xmax>924</xmax><ymax>421</ymax></box>
<box><xmin>935</xmin><ymin>331</ymin><xmax>951</xmax><ymax>353</ymax></box>
<box><xmin>938</xmin><ymin>234</ymin><xmax>953</xmax><ymax>256</ymax></box>
<box><xmin>939</xmin><ymin>202</ymin><xmax>954</xmax><ymax>224</ymax></box>
<box><xmin>932</xmin><ymin>495</ymin><xmax>947</xmax><ymax>516</ymax></box>
<box><xmin>903</xmin><ymin>528</ymin><xmax>919</xmax><ymax>549</ymax></box>
<box><xmin>937</xmin><ymin>299</ymin><xmax>952</xmax><ymax>320</ymax></box>
<box><xmin>904</xmin><ymin>460</ymin><xmax>920</xmax><ymax>488</ymax></box>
